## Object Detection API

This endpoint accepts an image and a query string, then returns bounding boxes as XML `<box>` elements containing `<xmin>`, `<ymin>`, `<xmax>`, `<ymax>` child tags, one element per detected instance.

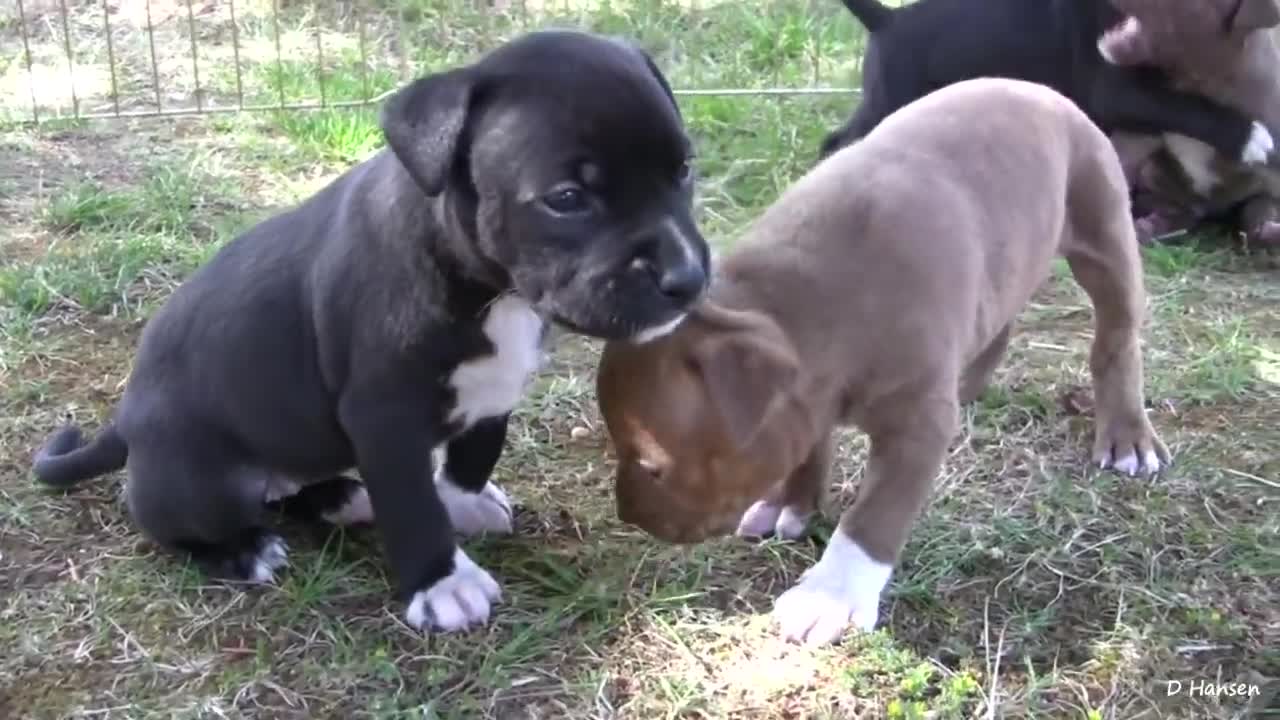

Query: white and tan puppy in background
<box><xmin>596</xmin><ymin>77</ymin><xmax>1171</xmax><ymax>647</ymax></box>
<box><xmin>1099</xmin><ymin>0</ymin><xmax>1280</xmax><ymax>245</ymax></box>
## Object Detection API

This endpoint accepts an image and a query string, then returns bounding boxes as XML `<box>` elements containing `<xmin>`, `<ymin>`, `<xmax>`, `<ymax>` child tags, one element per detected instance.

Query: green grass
<box><xmin>2</xmin><ymin>0</ymin><xmax>1280</xmax><ymax>718</ymax></box>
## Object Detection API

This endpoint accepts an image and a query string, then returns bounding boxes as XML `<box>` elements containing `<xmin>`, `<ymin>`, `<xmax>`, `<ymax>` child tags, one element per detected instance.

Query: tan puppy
<box><xmin>597</xmin><ymin>77</ymin><xmax>1171</xmax><ymax>647</ymax></box>
<box><xmin>1099</xmin><ymin>0</ymin><xmax>1280</xmax><ymax>245</ymax></box>
<box><xmin>1097</xmin><ymin>0</ymin><xmax>1278</xmax><ymax>69</ymax></box>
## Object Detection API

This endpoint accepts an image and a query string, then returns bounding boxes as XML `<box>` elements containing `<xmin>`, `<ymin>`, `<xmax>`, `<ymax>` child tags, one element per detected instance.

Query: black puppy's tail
<box><xmin>32</xmin><ymin>422</ymin><xmax>128</xmax><ymax>489</ymax></box>
<box><xmin>839</xmin><ymin>0</ymin><xmax>894</xmax><ymax>32</ymax></box>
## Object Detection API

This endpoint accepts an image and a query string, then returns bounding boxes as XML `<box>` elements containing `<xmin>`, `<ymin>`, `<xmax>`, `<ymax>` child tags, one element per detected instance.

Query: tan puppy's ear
<box><xmin>1229</xmin><ymin>0</ymin><xmax>1280</xmax><ymax>32</ymax></box>
<box><xmin>689</xmin><ymin>330</ymin><xmax>800</xmax><ymax>450</ymax></box>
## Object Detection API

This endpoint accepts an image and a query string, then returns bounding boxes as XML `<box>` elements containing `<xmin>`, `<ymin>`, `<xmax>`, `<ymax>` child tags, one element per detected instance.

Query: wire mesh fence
<box><xmin>1</xmin><ymin>0</ymin><xmax>869</xmax><ymax>125</ymax></box>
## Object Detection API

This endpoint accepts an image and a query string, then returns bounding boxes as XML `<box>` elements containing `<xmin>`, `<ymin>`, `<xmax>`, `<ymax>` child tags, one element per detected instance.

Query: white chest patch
<box><xmin>447</xmin><ymin>295</ymin><xmax>546</xmax><ymax>429</ymax></box>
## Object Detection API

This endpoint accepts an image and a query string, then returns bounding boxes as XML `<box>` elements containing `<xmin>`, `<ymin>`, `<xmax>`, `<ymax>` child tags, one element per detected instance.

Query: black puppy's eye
<box><xmin>542</xmin><ymin>185</ymin><xmax>590</xmax><ymax>215</ymax></box>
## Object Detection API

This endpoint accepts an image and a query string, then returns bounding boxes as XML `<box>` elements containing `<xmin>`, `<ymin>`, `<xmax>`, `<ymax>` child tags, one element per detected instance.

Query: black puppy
<box><xmin>31</xmin><ymin>30</ymin><xmax>710</xmax><ymax>633</ymax></box>
<box><xmin>820</xmin><ymin>0</ymin><xmax>1276</xmax><ymax>167</ymax></box>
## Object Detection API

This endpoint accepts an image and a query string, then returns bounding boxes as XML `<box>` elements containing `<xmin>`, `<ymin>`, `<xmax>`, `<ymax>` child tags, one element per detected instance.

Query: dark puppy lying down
<box><xmin>598</xmin><ymin>78</ymin><xmax>1169</xmax><ymax>647</ymax></box>
<box><xmin>821</xmin><ymin>0</ymin><xmax>1276</xmax><ymax>171</ymax></box>
<box><xmin>32</xmin><ymin>30</ymin><xmax>710</xmax><ymax>633</ymax></box>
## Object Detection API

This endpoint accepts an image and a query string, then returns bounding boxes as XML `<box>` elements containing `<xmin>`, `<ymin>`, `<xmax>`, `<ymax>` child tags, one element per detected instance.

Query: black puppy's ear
<box><xmin>380</xmin><ymin>68</ymin><xmax>476</xmax><ymax>197</ymax></box>
<box><xmin>607</xmin><ymin>36</ymin><xmax>680</xmax><ymax>114</ymax></box>
<box><xmin>689</xmin><ymin>330</ymin><xmax>800</xmax><ymax>450</ymax></box>
<box><xmin>1229</xmin><ymin>0</ymin><xmax>1280</xmax><ymax>32</ymax></box>
<box><xmin>638</xmin><ymin>50</ymin><xmax>680</xmax><ymax>115</ymax></box>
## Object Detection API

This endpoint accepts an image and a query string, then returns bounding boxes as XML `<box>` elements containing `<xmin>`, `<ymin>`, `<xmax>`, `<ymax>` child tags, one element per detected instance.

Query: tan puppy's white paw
<box><xmin>772</xmin><ymin>531</ymin><xmax>891</xmax><ymax>646</ymax></box>
<box><xmin>774</xmin><ymin>506</ymin><xmax>813</xmax><ymax>539</ymax></box>
<box><xmin>404</xmin><ymin>548</ymin><xmax>502</xmax><ymax>632</ymax></box>
<box><xmin>437</xmin><ymin>476</ymin><xmax>515</xmax><ymax>536</ymax></box>
<box><xmin>736</xmin><ymin>500</ymin><xmax>812</xmax><ymax>540</ymax></box>
<box><xmin>736</xmin><ymin>500</ymin><xmax>782</xmax><ymax>537</ymax></box>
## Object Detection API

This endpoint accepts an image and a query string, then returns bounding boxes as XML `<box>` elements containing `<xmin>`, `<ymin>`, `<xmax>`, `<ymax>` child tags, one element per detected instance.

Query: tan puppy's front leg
<box><xmin>773</xmin><ymin>395</ymin><xmax>957</xmax><ymax>646</ymax></box>
<box><xmin>736</xmin><ymin>432</ymin><xmax>833</xmax><ymax>540</ymax></box>
<box><xmin>1065</xmin><ymin>245</ymin><xmax>1170</xmax><ymax>475</ymax></box>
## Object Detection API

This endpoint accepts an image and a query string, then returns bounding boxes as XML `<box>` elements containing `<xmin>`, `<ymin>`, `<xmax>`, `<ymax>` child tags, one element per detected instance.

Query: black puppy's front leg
<box><xmin>436</xmin><ymin>414</ymin><xmax>516</xmax><ymax>537</ymax></box>
<box><xmin>443</xmin><ymin>414</ymin><xmax>509</xmax><ymax>491</ymax></box>
<box><xmin>340</xmin><ymin>392</ymin><xmax>501</xmax><ymax>633</ymax></box>
<box><xmin>1092</xmin><ymin>71</ymin><xmax>1273</xmax><ymax>166</ymax></box>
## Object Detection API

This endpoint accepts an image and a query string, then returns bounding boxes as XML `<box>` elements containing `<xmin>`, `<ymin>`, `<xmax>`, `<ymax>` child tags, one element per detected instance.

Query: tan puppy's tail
<box><xmin>836</xmin><ymin>0</ymin><xmax>894</xmax><ymax>32</ymax></box>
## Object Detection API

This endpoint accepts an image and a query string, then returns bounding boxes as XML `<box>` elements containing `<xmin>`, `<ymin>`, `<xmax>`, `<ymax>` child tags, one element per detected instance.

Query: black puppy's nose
<box><xmin>655</xmin><ymin>261</ymin><xmax>706</xmax><ymax>304</ymax></box>
<box><xmin>634</xmin><ymin>230</ymin><xmax>708</xmax><ymax>304</ymax></box>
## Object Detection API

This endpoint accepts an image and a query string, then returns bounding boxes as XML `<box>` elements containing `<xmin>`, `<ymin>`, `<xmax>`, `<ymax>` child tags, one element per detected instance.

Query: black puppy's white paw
<box><xmin>1241</xmin><ymin>121</ymin><xmax>1274</xmax><ymax>165</ymax></box>
<box><xmin>192</xmin><ymin>530</ymin><xmax>290</xmax><ymax>584</ymax></box>
<box><xmin>436</xmin><ymin>475</ymin><xmax>514</xmax><ymax>536</ymax></box>
<box><xmin>404</xmin><ymin>548</ymin><xmax>502</xmax><ymax>632</ymax></box>
<box><xmin>248</xmin><ymin>535</ymin><xmax>291</xmax><ymax>583</ymax></box>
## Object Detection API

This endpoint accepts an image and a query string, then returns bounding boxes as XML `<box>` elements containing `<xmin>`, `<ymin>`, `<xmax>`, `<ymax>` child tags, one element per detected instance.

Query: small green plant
<box><xmin>898</xmin><ymin>662</ymin><xmax>936</xmax><ymax>699</ymax></box>
<box><xmin>939</xmin><ymin>672</ymin><xmax>982</xmax><ymax>714</ymax></box>
<box><xmin>887</xmin><ymin>697</ymin><xmax>928</xmax><ymax>720</ymax></box>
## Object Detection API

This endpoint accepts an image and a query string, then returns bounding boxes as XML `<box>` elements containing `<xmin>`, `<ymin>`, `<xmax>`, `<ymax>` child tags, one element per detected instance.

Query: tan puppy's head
<box><xmin>597</xmin><ymin>301</ymin><xmax>804</xmax><ymax>543</ymax></box>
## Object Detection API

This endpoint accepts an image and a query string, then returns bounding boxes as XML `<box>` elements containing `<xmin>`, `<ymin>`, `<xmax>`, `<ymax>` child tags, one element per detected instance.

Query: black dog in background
<box><xmin>821</xmin><ymin>0</ymin><xmax>1276</xmax><ymax>169</ymax></box>
<box><xmin>32</xmin><ymin>30</ymin><xmax>710</xmax><ymax>634</ymax></box>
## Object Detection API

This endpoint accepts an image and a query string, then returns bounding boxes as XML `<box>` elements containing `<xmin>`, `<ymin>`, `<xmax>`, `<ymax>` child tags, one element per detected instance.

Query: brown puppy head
<box><xmin>596</xmin><ymin>301</ymin><xmax>807</xmax><ymax>543</ymax></box>
<box><xmin>1099</xmin><ymin>0</ymin><xmax>1280</xmax><ymax>70</ymax></box>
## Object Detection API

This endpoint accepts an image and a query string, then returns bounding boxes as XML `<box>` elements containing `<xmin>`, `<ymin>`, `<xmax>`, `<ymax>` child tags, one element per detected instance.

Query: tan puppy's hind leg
<box><xmin>736</xmin><ymin>432</ymin><xmax>833</xmax><ymax>540</ymax></box>
<box><xmin>958</xmin><ymin>324</ymin><xmax>1012</xmax><ymax>405</ymax></box>
<box><xmin>1064</xmin><ymin>217</ymin><xmax>1171</xmax><ymax>476</ymax></box>
<box><xmin>772</xmin><ymin>392</ymin><xmax>958</xmax><ymax>646</ymax></box>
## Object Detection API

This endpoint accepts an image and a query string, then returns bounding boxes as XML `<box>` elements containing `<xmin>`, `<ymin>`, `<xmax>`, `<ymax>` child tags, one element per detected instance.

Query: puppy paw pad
<box><xmin>736</xmin><ymin>500</ymin><xmax>783</xmax><ymax>538</ymax></box>
<box><xmin>405</xmin><ymin>549</ymin><xmax>502</xmax><ymax>632</ymax></box>
<box><xmin>249</xmin><ymin>535</ymin><xmax>290</xmax><ymax>584</ymax></box>
<box><xmin>438</xmin><ymin>479</ymin><xmax>514</xmax><ymax>537</ymax></box>
<box><xmin>1243</xmin><ymin>121</ymin><xmax>1274</xmax><ymax>164</ymax></box>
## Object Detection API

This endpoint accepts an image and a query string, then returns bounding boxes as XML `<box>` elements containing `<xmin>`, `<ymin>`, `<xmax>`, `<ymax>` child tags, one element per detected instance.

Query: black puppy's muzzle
<box><xmin>547</xmin><ymin>215</ymin><xmax>709</xmax><ymax>341</ymax></box>
<box><xmin>627</xmin><ymin>222</ymin><xmax>709</xmax><ymax>307</ymax></box>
